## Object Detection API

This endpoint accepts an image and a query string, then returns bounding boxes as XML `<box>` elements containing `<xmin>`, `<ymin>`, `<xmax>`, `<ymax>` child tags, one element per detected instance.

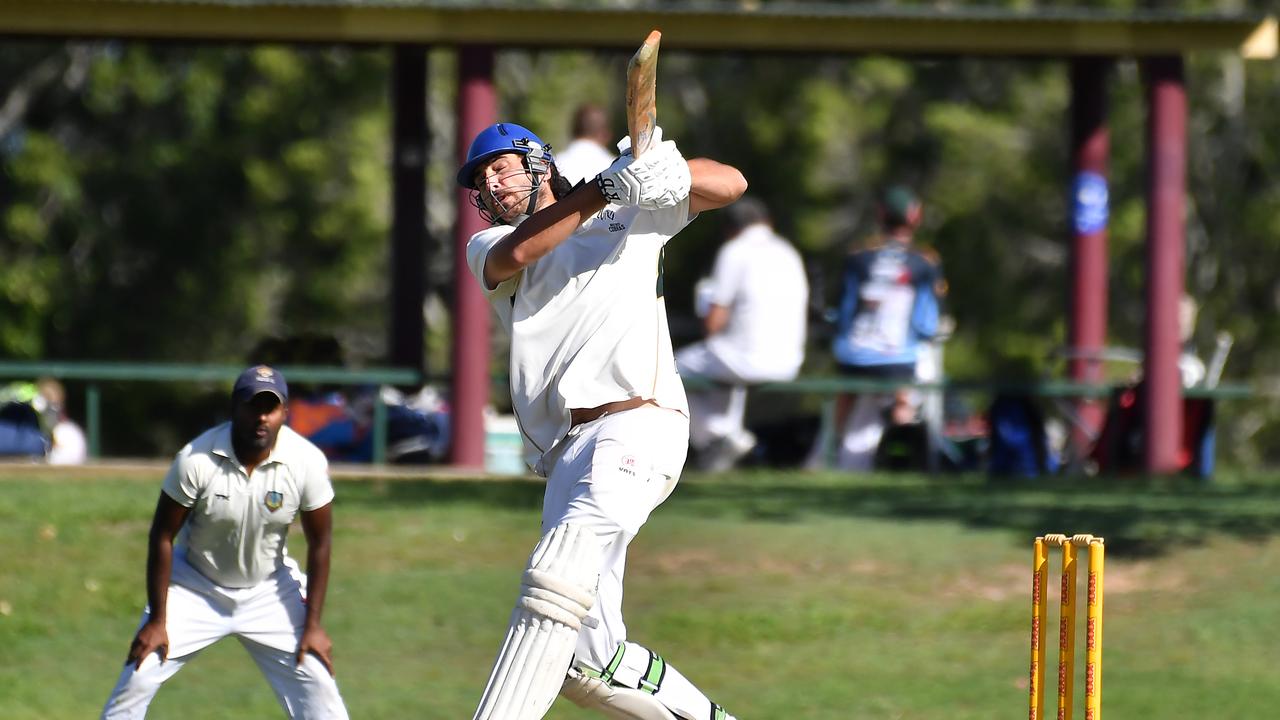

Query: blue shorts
<box><xmin>836</xmin><ymin>363</ymin><xmax>916</xmax><ymax>381</ymax></box>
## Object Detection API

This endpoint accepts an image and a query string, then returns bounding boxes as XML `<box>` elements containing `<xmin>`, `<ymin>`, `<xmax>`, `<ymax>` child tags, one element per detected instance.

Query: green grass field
<box><xmin>3</xmin><ymin>467</ymin><xmax>1280</xmax><ymax>718</ymax></box>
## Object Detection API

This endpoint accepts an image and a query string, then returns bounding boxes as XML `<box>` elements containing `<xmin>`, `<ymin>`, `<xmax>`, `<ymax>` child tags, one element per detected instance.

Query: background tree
<box><xmin>3</xmin><ymin>0</ymin><xmax>1279</xmax><ymax>461</ymax></box>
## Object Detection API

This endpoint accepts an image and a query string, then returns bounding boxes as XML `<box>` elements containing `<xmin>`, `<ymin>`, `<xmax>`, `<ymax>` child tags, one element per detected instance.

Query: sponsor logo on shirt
<box><xmin>264</xmin><ymin>491</ymin><xmax>284</xmax><ymax>511</ymax></box>
<box><xmin>619</xmin><ymin>455</ymin><xmax>638</xmax><ymax>477</ymax></box>
<box><xmin>593</xmin><ymin>208</ymin><xmax>626</xmax><ymax>232</ymax></box>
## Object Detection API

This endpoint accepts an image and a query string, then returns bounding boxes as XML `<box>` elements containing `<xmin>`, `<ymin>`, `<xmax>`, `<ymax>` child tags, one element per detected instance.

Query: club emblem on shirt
<box><xmin>264</xmin><ymin>491</ymin><xmax>284</xmax><ymax>512</ymax></box>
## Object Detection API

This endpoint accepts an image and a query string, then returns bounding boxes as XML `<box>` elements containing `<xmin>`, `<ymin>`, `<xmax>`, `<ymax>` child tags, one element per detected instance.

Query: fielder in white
<box><xmin>101</xmin><ymin>365</ymin><xmax>349</xmax><ymax>719</ymax></box>
<box><xmin>458</xmin><ymin>121</ymin><xmax>747</xmax><ymax>720</ymax></box>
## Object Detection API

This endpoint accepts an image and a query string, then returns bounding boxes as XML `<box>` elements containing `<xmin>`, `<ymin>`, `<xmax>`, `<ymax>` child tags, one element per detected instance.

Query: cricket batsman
<box><xmin>458</xmin><ymin>117</ymin><xmax>745</xmax><ymax>720</ymax></box>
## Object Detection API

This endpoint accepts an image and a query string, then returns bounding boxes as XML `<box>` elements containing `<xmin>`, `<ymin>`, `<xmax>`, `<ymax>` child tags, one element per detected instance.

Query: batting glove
<box><xmin>635</xmin><ymin>140</ymin><xmax>691</xmax><ymax>209</ymax></box>
<box><xmin>597</xmin><ymin>134</ymin><xmax>691</xmax><ymax>209</ymax></box>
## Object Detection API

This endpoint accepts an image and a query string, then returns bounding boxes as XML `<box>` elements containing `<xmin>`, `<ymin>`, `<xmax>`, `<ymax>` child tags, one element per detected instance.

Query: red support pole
<box><xmin>1067</xmin><ymin>58</ymin><xmax>1112</xmax><ymax>458</ymax></box>
<box><xmin>450</xmin><ymin>46</ymin><xmax>496</xmax><ymax>469</ymax></box>
<box><xmin>1141</xmin><ymin>56</ymin><xmax>1187</xmax><ymax>475</ymax></box>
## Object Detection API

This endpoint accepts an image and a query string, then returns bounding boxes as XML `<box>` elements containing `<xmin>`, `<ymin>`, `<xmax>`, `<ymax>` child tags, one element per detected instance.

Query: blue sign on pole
<box><xmin>1072</xmin><ymin>171</ymin><xmax>1109</xmax><ymax>235</ymax></box>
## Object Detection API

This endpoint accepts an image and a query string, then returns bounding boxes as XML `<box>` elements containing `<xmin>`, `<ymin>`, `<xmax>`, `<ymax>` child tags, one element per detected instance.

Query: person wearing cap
<box><xmin>824</xmin><ymin>185</ymin><xmax>945</xmax><ymax>471</ymax></box>
<box><xmin>101</xmin><ymin>365</ymin><xmax>349</xmax><ymax>719</ymax></box>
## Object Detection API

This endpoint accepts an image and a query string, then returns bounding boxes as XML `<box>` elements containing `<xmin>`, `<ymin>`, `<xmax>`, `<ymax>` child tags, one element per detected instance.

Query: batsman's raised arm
<box><xmin>484</xmin><ymin>185</ymin><xmax>607</xmax><ymax>288</ymax></box>
<box><xmin>460</xmin><ymin>121</ymin><xmax>736</xmax><ymax>290</ymax></box>
<box><xmin>688</xmin><ymin>157</ymin><xmax>747</xmax><ymax>215</ymax></box>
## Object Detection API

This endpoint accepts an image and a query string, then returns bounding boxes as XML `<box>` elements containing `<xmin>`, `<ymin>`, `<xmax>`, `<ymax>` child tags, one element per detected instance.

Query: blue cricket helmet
<box><xmin>456</xmin><ymin>122</ymin><xmax>554</xmax><ymax>189</ymax></box>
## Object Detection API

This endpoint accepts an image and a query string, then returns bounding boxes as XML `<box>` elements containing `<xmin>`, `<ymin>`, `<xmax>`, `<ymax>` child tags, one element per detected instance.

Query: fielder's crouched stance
<box><xmin>459</xmin><ymin>122</ymin><xmax>746</xmax><ymax>720</ymax></box>
<box><xmin>100</xmin><ymin>366</ymin><xmax>349</xmax><ymax>719</ymax></box>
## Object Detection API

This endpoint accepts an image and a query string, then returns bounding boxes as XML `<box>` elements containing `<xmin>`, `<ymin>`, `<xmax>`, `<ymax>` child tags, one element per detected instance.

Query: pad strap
<box><xmin>568</xmin><ymin>643</ymin><xmax>738</xmax><ymax>720</ymax></box>
<box><xmin>586</xmin><ymin>644</ymin><xmax>667</xmax><ymax>695</ymax></box>
<box><xmin>561</xmin><ymin>667</ymin><xmax>678</xmax><ymax>720</ymax></box>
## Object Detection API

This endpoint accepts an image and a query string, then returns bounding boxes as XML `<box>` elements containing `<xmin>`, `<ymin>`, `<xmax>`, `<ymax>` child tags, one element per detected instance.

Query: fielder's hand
<box><xmin>597</xmin><ymin>128</ymin><xmax>691</xmax><ymax>209</ymax></box>
<box><xmin>127</xmin><ymin>618</ymin><xmax>169</xmax><ymax>670</ymax></box>
<box><xmin>297</xmin><ymin>625</ymin><xmax>337</xmax><ymax>677</ymax></box>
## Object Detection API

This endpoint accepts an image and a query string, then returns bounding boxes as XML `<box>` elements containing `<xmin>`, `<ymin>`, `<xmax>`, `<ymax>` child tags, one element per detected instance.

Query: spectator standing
<box><xmin>826</xmin><ymin>185</ymin><xmax>944</xmax><ymax>470</ymax></box>
<box><xmin>676</xmin><ymin>196</ymin><xmax>808</xmax><ymax>470</ymax></box>
<box><xmin>552</xmin><ymin>103</ymin><xmax>616</xmax><ymax>185</ymax></box>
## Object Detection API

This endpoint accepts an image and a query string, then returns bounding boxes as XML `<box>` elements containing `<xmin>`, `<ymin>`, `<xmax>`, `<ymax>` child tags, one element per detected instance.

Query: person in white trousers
<box><xmin>676</xmin><ymin>196</ymin><xmax>808</xmax><ymax>470</ymax></box>
<box><xmin>100</xmin><ymin>365</ymin><xmax>349</xmax><ymax>719</ymax></box>
<box><xmin>458</xmin><ymin>120</ymin><xmax>746</xmax><ymax>720</ymax></box>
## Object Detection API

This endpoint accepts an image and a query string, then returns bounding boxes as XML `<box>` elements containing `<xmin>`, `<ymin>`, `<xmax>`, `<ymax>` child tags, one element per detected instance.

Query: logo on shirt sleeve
<box><xmin>264</xmin><ymin>491</ymin><xmax>284</xmax><ymax>512</ymax></box>
<box><xmin>594</xmin><ymin>208</ymin><xmax>626</xmax><ymax>233</ymax></box>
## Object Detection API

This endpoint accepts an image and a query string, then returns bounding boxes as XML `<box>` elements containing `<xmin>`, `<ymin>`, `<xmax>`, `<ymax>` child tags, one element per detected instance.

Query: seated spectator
<box><xmin>676</xmin><ymin>197</ymin><xmax>808</xmax><ymax>470</ymax></box>
<box><xmin>0</xmin><ymin>382</ymin><xmax>48</xmax><ymax>459</ymax></box>
<box><xmin>38</xmin><ymin>378</ymin><xmax>87</xmax><ymax>465</ymax></box>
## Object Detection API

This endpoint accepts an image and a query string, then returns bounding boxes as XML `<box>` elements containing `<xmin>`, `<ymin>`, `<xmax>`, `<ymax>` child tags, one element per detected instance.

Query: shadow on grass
<box><xmin>336</xmin><ymin>473</ymin><xmax>1280</xmax><ymax>557</ymax></box>
<box><xmin>338</xmin><ymin>476</ymin><xmax>546</xmax><ymax>512</ymax></box>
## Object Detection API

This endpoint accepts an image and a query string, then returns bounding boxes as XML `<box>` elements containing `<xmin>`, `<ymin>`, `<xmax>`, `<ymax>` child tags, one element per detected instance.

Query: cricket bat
<box><xmin>625</xmin><ymin>29</ymin><xmax>662</xmax><ymax>158</ymax></box>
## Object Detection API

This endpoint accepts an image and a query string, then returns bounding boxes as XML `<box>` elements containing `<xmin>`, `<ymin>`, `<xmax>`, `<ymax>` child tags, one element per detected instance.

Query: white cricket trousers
<box><xmin>101</xmin><ymin>552</ymin><xmax>349</xmax><ymax>720</ymax></box>
<box><xmin>675</xmin><ymin>343</ymin><xmax>750</xmax><ymax>451</ymax></box>
<box><xmin>539</xmin><ymin>404</ymin><xmax>689</xmax><ymax>673</ymax></box>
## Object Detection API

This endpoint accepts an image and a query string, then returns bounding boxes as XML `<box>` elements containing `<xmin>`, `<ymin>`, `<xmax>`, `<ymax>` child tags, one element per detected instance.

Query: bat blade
<box><xmin>626</xmin><ymin>29</ymin><xmax>661</xmax><ymax>158</ymax></box>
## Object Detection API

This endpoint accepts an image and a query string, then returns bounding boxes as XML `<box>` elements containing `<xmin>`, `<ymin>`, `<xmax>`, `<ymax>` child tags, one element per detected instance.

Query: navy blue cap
<box><xmin>232</xmin><ymin>365</ymin><xmax>288</xmax><ymax>404</ymax></box>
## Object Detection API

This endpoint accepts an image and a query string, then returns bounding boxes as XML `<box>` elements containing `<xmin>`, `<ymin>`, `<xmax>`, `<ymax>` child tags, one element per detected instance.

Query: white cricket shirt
<box><xmin>704</xmin><ymin>223</ymin><xmax>808</xmax><ymax>381</ymax></box>
<box><xmin>162</xmin><ymin>423</ymin><xmax>334</xmax><ymax>588</ymax></box>
<box><xmin>467</xmin><ymin>200</ymin><xmax>693</xmax><ymax>473</ymax></box>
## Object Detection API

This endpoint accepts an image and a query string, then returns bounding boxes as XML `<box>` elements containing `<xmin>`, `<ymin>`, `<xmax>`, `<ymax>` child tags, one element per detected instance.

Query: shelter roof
<box><xmin>0</xmin><ymin>0</ymin><xmax>1274</xmax><ymax>58</ymax></box>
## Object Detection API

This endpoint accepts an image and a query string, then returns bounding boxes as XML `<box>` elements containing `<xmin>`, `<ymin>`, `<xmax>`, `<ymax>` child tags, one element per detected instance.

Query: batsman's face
<box><xmin>231</xmin><ymin>392</ymin><xmax>287</xmax><ymax>452</ymax></box>
<box><xmin>474</xmin><ymin>153</ymin><xmax>542</xmax><ymax>222</ymax></box>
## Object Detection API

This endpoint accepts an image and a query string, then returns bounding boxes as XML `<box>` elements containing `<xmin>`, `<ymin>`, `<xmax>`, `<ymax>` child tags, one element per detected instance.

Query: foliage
<box><xmin>2</xmin><ymin>2</ymin><xmax>1280</xmax><ymax>461</ymax></box>
<box><xmin>1</xmin><ymin>42</ymin><xmax>389</xmax><ymax>364</ymax></box>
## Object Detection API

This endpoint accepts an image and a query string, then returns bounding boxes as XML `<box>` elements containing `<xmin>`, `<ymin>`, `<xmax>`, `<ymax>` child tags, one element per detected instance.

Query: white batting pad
<box><xmin>473</xmin><ymin>523</ymin><xmax>603</xmax><ymax>720</ymax></box>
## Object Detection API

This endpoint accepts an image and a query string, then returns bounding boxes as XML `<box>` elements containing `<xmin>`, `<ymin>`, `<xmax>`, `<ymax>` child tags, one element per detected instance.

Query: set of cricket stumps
<box><xmin>1029</xmin><ymin>533</ymin><xmax>1104</xmax><ymax>720</ymax></box>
